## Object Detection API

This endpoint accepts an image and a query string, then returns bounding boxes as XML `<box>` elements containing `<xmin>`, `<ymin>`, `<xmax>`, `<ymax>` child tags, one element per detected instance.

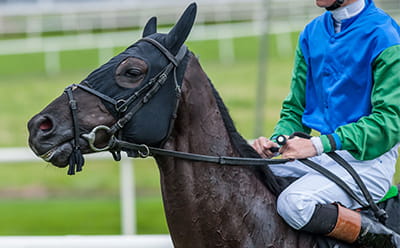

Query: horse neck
<box><xmin>155</xmin><ymin>55</ymin><xmax>305</xmax><ymax>247</ymax></box>
<box><xmin>164</xmin><ymin>57</ymin><xmax>236</xmax><ymax>158</ymax></box>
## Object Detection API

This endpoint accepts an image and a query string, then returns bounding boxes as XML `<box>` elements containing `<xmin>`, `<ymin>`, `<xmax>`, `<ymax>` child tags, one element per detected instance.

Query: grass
<box><xmin>0</xmin><ymin>198</ymin><xmax>121</xmax><ymax>235</ymax></box>
<box><xmin>0</xmin><ymin>196</ymin><xmax>169</xmax><ymax>235</ymax></box>
<box><xmin>0</xmin><ymin>34</ymin><xmax>399</xmax><ymax>235</ymax></box>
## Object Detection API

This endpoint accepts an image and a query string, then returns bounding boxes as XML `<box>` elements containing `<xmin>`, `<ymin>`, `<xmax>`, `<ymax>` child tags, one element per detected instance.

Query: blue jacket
<box><xmin>299</xmin><ymin>0</ymin><xmax>400</xmax><ymax>134</ymax></box>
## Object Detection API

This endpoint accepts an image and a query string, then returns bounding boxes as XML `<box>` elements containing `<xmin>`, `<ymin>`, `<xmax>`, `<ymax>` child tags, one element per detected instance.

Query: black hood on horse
<box><xmin>81</xmin><ymin>6</ymin><xmax>195</xmax><ymax>147</ymax></box>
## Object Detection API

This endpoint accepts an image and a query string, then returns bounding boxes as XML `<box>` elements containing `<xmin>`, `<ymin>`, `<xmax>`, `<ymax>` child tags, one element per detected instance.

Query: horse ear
<box><xmin>142</xmin><ymin>17</ymin><xmax>157</xmax><ymax>37</ymax></box>
<box><xmin>166</xmin><ymin>2</ymin><xmax>197</xmax><ymax>54</ymax></box>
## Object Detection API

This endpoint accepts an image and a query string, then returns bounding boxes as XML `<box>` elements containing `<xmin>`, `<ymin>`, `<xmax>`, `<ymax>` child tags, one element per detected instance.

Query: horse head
<box><xmin>27</xmin><ymin>3</ymin><xmax>197</xmax><ymax>173</ymax></box>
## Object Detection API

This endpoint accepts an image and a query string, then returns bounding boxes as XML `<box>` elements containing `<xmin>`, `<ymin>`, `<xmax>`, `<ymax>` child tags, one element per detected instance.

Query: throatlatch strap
<box><xmin>65</xmin><ymin>86</ymin><xmax>85</xmax><ymax>175</ymax></box>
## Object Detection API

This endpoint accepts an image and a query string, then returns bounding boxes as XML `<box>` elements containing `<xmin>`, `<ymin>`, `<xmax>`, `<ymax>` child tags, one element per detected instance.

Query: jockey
<box><xmin>252</xmin><ymin>0</ymin><xmax>400</xmax><ymax>247</ymax></box>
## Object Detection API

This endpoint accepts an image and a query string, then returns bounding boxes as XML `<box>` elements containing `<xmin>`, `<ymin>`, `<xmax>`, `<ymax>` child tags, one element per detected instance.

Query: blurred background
<box><xmin>0</xmin><ymin>0</ymin><xmax>399</xmax><ymax>246</ymax></box>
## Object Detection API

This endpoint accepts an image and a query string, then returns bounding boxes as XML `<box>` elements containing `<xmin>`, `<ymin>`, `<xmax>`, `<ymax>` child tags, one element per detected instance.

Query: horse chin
<box><xmin>38</xmin><ymin>142</ymin><xmax>73</xmax><ymax>168</ymax></box>
<box><xmin>37</xmin><ymin>138</ymin><xmax>91</xmax><ymax>168</ymax></box>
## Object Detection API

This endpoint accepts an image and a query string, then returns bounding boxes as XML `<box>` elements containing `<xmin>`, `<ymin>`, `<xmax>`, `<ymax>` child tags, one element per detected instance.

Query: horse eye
<box><xmin>125</xmin><ymin>68</ymin><xmax>142</xmax><ymax>77</ymax></box>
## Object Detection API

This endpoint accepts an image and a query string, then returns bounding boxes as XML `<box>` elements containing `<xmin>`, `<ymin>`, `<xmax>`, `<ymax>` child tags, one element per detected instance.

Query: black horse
<box><xmin>27</xmin><ymin>3</ymin><xmax>400</xmax><ymax>248</ymax></box>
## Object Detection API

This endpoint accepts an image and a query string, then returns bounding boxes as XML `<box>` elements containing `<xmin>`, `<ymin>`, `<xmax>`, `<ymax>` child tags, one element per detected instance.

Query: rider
<box><xmin>252</xmin><ymin>0</ymin><xmax>400</xmax><ymax>247</ymax></box>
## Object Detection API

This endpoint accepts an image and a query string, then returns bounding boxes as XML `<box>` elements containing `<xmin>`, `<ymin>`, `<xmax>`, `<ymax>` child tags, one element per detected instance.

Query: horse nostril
<box><xmin>39</xmin><ymin>117</ymin><xmax>53</xmax><ymax>132</ymax></box>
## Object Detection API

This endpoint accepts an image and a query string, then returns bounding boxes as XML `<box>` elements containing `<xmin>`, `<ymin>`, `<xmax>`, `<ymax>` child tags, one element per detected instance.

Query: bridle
<box><xmin>64</xmin><ymin>37</ymin><xmax>188</xmax><ymax>175</ymax></box>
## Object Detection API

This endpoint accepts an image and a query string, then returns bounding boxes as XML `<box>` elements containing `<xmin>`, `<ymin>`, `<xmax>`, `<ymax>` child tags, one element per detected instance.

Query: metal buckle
<box><xmin>81</xmin><ymin>125</ymin><xmax>113</xmax><ymax>152</ymax></box>
<box><xmin>137</xmin><ymin>144</ymin><xmax>150</xmax><ymax>158</ymax></box>
<box><xmin>116</xmin><ymin>99</ymin><xmax>128</xmax><ymax>113</ymax></box>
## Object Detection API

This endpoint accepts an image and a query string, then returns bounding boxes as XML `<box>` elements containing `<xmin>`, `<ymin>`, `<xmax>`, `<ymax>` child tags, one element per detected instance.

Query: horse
<box><xmin>27</xmin><ymin>3</ymin><xmax>399</xmax><ymax>248</ymax></box>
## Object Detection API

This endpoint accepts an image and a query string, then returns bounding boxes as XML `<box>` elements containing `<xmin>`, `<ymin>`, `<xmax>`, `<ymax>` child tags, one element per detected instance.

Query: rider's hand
<box><xmin>280</xmin><ymin>136</ymin><xmax>317</xmax><ymax>159</ymax></box>
<box><xmin>251</xmin><ymin>136</ymin><xmax>279</xmax><ymax>159</ymax></box>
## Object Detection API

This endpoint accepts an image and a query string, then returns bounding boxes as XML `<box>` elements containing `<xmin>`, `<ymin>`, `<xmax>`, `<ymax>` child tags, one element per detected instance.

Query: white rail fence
<box><xmin>3</xmin><ymin>0</ymin><xmax>397</xmax><ymax>35</ymax></box>
<box><xmin>0</xmin><ymin>0</ymin><xmax>325</xmax><ymax>75</ymax></box>
<box><xmin>0</xmin><ymin>0</ymin><xmax>396</xmax><ymax>37</ymax></box>
<box><xmin>0</xmin><ymin>21</ymin><xmax>307</xmax><ymax>76</ymax></box>
<box><xmin>0</xmin><ymin>0</ymin><xmax>319</xmax><ymax>36</ymax></box>
<box><xmin>1</xmin><ymin>0</ymin><xmax>397</xmax><ymax>75</ymax></box>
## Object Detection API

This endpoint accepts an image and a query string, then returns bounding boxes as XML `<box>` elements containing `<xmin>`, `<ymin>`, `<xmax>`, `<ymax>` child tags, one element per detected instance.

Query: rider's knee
<box><xmin>277</xmin><ymin>190</ymin><xmax>318</xmax><ymax>230</ymax></box>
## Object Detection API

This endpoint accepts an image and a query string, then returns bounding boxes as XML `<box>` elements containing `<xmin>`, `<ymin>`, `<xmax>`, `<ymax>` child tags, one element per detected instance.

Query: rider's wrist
<box><xmin>311</xmin><ymin>137</ymin><xmax>323</xmax><ymax>156</ymax></box>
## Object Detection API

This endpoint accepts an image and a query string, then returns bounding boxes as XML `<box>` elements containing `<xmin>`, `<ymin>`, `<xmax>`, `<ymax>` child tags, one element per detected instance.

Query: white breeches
<box><xmin>269</xmin><ymin>146</ymin><xmax>399</xmax><ymax>230</ymax></box>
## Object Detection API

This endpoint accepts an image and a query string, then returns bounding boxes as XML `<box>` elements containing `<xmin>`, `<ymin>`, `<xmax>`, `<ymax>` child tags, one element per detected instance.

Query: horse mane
<box><xmin>208</xmin><ymin>79</ymin><xmax>287</xmax><ymax>196</ymax></box>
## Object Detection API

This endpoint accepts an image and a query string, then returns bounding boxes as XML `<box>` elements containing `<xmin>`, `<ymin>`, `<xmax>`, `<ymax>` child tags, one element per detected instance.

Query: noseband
<box><xmin>64</xmin><ymin>37</ymin><xmax>188</xmax><ymax>175</ymax></box>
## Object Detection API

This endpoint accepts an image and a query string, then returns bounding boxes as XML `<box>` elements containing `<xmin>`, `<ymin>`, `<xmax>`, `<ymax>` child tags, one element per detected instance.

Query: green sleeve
<box><xmin>335</xmin><ymin>45</ymin><xmax>400</xmax><ymax>160</ymax></box>
<box><xmin>271</xmin><ymin>44</ymin><xmax>311</xmax><ymax>138</ymax></box>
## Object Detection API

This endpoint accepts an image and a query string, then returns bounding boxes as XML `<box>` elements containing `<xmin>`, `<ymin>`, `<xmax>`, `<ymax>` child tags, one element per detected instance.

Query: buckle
<box><xmin>116</xmin><ymin>99</ymin><xmax>128</xmax><ymax>113</ymax></box>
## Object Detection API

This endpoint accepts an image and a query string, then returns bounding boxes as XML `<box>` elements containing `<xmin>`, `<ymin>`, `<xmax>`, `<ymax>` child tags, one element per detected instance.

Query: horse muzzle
<box><xmin>27</xmin><ymin>113</ymin><xmax>76</xmax><ymax>167</ymax></box>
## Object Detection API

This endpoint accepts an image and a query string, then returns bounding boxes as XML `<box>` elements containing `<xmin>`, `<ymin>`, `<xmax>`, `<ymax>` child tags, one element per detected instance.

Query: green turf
<box><xmin>0</xmin><ymin>196</ymin><xmax>168</xmax><ymax>235</ymax></box>
<box><xmin>0</xmin><ymin>198</ymin><xmax>121</xmax><ymax>235</ymax></box>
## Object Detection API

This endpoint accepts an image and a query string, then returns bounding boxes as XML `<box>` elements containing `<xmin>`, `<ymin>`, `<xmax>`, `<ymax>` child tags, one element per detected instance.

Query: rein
<box><xmin>86</xmin><ymin>130</ymin><xmax>290</xmax><ymax>166</ymax></box>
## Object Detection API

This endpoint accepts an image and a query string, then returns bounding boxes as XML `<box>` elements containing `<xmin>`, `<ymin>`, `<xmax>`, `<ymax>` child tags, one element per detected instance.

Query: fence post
<box><xmin>98</xmin><ymin>40</ymin><xmax>115</xmax><ymax>65</ymax></box>
<box><xmin>119</xmin><ymin>156</ymin><xmax>136</xmax><ymax>235</ymax></box>
<box><xmin>44</xmin><ymin>46</ymin><xmax>61</xmax><ymax>75</ymax></box>
<box><xmin>218</xmin><ymin>36</ymin><xmax>235</xmax><ymax>64</ymax></box>
<box><xmin>216</xmin><ymin>6</ymin><xmax>235</xmax><ymax>64</ymax></box>
<box><xmin>254</xmin><ymin>0</ymin><xmax>270</xmax><ymax>138</ymax></box>
<box><xmin>275</xmin><ymin>32</ymin><xmax>293</xmax><ymax>58</ymax></box>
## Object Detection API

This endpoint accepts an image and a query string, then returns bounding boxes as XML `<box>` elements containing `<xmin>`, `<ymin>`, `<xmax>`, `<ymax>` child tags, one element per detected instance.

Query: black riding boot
<box><xmin>300</xmin><ymin>203</ymin><xmax>400</xmax><ymax>248</ymax></box>
<box><xmin>356</xmin><ymin>214</ymin><xmax>400</xmax><ymax>248</ymax></box>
